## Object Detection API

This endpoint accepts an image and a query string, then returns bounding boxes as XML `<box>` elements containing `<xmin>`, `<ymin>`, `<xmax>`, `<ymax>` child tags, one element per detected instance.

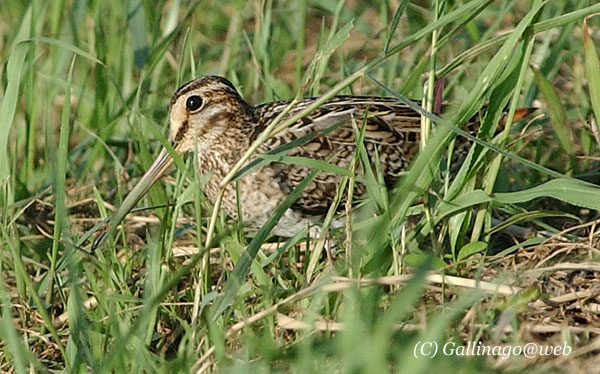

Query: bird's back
<box><xmin>252</xmin><ymin>96</ymin><xmax>439</xmax><ymax>215</ymax></box>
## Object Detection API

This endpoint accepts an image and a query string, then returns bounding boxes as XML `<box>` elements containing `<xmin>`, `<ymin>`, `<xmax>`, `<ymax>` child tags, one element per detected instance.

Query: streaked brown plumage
<box><xmin>254</xmin><ymin>97</ymin><xmax>422</xmax><ymax>212</ymax></box>
<box><xmin>93</xmin><ymin>75</ymin><xmax>528</xmax><ymax>247</ymax></box>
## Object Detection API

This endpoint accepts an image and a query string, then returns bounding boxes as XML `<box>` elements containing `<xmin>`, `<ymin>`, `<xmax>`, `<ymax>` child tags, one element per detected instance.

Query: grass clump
<box><xmin>1</xmin><ymin>0</ymin><xmax>600</xmax><ymax>373</ymax></box>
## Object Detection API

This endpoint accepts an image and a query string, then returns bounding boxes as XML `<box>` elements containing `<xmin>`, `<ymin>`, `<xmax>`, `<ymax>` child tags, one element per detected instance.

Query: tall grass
<box><xmin>1</xmin><ymin>0</ymin><xmax>600</xmax><ymax>372</ymax></box>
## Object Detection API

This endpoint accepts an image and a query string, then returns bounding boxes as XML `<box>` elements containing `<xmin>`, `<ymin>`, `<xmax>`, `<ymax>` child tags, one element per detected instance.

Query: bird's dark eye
<box><xmin>186</xmin><ymin>95</ymin><xmax>203</xmax><ymax>111</ymax></box>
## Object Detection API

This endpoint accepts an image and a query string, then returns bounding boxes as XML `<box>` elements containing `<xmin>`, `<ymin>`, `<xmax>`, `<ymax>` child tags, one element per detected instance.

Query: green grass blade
<box><xmin>26</xmin><ymin>37</ymin><xmax>104</xmax><ymax>65</ymax></box>
<box><xmin>0</xmin><ymin>6</ymin><xmax>32</xmax><ymax>183</ymax></box>
<box><xmin>438</xmin><ymin>178</ymin><xmax>600</xmax><ymax>218</ymax></box>
<box><xmin>383</xmin><ymin>0</ymin><xmax>410</xmax><ymax>54</ymax></box>
<box><xmin>493</xmin><ymin>178</ymin><xmax>600</xmax><ymax>209</ymax></box>
<box><xmin>486</xmin><ymin>210</ymin><xmax>576</xmax><ymax>236</ymax></box>
<box><xmin>456</xmin><ymin>241</ymin><xmax>487</xmax><ymax>262</ymax></box>
<box><xmin>258</xmin><ymin>154</ymin><xmax>352</xmax><ymax>177</ymax></box>
<box><xmin>583</xmin><ymin>15</ymin><xmax>600</xmax><ymax>131</ymax></box>
<box><xmin>46</xmin><ymin>56</ymin><xmax>75</xmax><ymax>312</ymax></box>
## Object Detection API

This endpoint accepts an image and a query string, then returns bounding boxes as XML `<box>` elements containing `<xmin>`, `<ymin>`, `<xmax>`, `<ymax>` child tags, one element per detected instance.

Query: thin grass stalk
<box><xmin>421</xmin><ymin>0</ymin><xmax>441</xmax><ymax>149</ymax></box>
<box><xmin>422</xmin><ymin>0</ymin><xmax>442</xmax><ymax>254</ymax></box>
<box><xmin>306</xmin><ymin>156</ymin><xmax>350</xmax><ymax>282</ymax></box>
<box><xmin>45</xmin><ymin>57</ymin><xmax>75</xmax><ymax>310</ymax></box>
<box><xmin>344</xmin><ymin>127</ymin><xmax>360</xmax><ymax>278</ymax></box>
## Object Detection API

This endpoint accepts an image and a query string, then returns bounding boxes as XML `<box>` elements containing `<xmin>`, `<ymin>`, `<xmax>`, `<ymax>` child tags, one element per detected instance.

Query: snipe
<box><xmin>92</xmin><ymin>75</ymin><xmax>530</xmax><ymax>248</ymax></box>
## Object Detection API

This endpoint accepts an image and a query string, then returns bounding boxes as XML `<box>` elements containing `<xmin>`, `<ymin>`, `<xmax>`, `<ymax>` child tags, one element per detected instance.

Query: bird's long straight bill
<box><xmin>93</xmin><ymin>147</ymin><xmax>174</xmax><ymax>248</ymax></box>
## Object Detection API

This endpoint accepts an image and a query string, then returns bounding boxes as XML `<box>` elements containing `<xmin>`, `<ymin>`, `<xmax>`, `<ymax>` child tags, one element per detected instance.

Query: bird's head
<box><xmin>92</xmin><ymin>76</ymin><xmax>252</xmax><ymax>249</ymax></box>
<box><xmin>167</xmin><ymin>75</ymin><xmax>254</xmax><ymax>154</ymax></box>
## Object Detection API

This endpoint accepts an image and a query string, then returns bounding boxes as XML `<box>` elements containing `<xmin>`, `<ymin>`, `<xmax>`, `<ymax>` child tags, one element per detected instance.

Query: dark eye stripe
<box><xmin>175</xmin><ymin>119</ymin><xmax>189</xmax><ymax>141</ymax></box>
